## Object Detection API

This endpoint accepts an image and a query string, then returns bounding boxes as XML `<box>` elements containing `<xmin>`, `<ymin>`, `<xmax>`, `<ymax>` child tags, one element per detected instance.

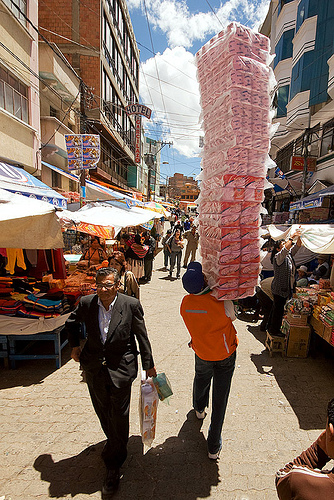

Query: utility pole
<box><xmin>301</xmin><ymin>112</ymin><xmax>312</xmax><ymax>198</ymax></box>
<box><xmin>80</xmin><ymin>80</ymin><xmax>87</xmax><ymax>207</ymax></box>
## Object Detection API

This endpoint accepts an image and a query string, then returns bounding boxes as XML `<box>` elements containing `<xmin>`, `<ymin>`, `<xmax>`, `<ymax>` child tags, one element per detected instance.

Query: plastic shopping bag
<box><xmin>139</xmin><ymin>373</ymin><xmax>159</xmax><ymax>448</ymax></box>
<box><xmin>153</xmin><ymin>373</ymin><xmax>173</xmax><ymax>402</ymax></box>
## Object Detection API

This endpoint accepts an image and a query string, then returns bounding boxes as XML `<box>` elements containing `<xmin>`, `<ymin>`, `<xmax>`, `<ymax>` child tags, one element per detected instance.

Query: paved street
<box><xmin>1</xmin><ymin>247</ymin><xmax>334</xmax><ymax>500</ymax></box>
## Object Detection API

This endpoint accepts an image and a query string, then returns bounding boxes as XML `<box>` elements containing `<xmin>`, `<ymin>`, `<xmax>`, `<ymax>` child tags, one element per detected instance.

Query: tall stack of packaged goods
<box><xmin>196</xmin><ymin>23</ymin><xmax>276</xmax><ymax>300</ymax></box>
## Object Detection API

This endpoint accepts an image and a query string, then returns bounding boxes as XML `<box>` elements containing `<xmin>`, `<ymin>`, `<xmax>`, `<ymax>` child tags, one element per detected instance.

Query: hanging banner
<box><xmin>135</xmin><ymin>116</ymin><xmax>141</xmax><ymax>164</ymax></box>
<box><xmin>76</xmin><ymin>222</ymin><xmax>115</xmax><ymax>240</ymax></box>
<box><xmin>65</xmin><ymin>134</ymin><xmax>100</xmax><ymax>171</ymax></box>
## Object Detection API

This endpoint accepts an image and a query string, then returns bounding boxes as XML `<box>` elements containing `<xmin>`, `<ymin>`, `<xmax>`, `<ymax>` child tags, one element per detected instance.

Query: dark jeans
<box><xmin>163</xmin><ymin>248</ymin><xmax>171</xmax><ymax>268</ymax></box>
<box><xmin>170</xmin><ymin>251</ymin><xmax>181</xmax><ymax>277</ymax></box>
<box><xmin>86</xmin><ymin>368</ymin><xmax>131</xmax><ymax>470</ymax></box>
<box><xmin>268</xmin><ymin>293</ymin><xmax>287</xmax><ymax>336</ymax></box>
<box><xmin>256</xmin><ymin>287</ymin><xmax>273</xmax><ymax>331</ymax></box>
<box><xmin>144</xmin><ymin>257</ymin><xmax>153</xmax><ymax>281</ymax></box>
<box><xmin>193</xmin><ymin>351</ymin><xmax>236</xmax><ymax>454</ymax></box>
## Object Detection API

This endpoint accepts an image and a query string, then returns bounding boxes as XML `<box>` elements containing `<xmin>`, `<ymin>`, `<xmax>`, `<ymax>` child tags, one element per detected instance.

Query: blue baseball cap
<box><xmin>182</xmin><ymin>261</ymin><xmax>204</xmax><ymax>294</ymax></box>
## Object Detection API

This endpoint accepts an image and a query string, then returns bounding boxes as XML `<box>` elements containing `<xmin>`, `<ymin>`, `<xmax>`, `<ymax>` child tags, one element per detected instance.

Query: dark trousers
<box><xmin>86</xmin><ymin>368</ymin><xmax>131</xmax><ymax>470</ymax></box>
<box><xmin>163</xmin><ymin>248</ymin><xmax>170</xmax><ymax>268</ymax></box>
<box><xmin>256</xmin><ymin>287</ymin><xmax>273</xmax><ymax>331</ymax></box>
<box><xmin>144</xmin><ymin>257</ymin><xmax>153</xmax><ymax>281</ymax></box>
<box><xmin>193</xmin><ymin>351</ymin><xmax>236</xmax><ymax>454</ymax></box>
<box><xmin>268</xmin><ymin>294</ymin><xmax>287</xmax><ymax>336</ymax></box>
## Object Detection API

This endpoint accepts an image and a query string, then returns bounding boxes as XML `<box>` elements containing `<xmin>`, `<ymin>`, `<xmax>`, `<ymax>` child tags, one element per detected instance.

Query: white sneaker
<box><xmin>208</xmin><ymin>447</ymin><xmax>222</xmax><ymax>460</ymax></box>
<box><xmin>195</xmin><ymin>410</ymin><xmax>206</xmax><ymax>420</ymax></box>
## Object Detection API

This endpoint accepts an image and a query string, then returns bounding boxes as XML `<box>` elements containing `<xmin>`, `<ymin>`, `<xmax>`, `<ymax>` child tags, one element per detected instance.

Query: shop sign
<box><xmin>125</xmin><ymin>104</ymin><xmax>152</xmax><ymax>119</ymax></box>
<box><xmin>135</xmin><ymin>116</ymin><xmax>141</xmax><ymax>164</ymax></box>
<box><xmin>291</xmin><ymin>156</ymin><xmax>317</xmax><ymax>171</ymax></box>
<box><xmin>65</xmin><ymin>134</ymin><xmax>100</xmax><ymax>171</ymax></box>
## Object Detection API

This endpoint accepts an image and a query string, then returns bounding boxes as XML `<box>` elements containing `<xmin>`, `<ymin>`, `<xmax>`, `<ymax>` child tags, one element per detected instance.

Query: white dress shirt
<box><xmin>98</xmin><ymin>295</ymin><xmax>118</xmax><ymax>344</ymax></box>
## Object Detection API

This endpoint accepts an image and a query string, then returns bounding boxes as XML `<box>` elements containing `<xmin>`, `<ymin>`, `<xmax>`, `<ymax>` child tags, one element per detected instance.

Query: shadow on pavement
<box><xmin>248</xmin><ymin>325</ymin><xmax>334</xmax><ymax>431</ymax></box>
<box><xmin>0</xmin><ymin>344</ymin><xmax>72</xmax><ymax>389</ymax></box>
<box><xmin>33</xmin><ymin>410</ymin><xmax>219</xmax><ymax>499</ymax></box>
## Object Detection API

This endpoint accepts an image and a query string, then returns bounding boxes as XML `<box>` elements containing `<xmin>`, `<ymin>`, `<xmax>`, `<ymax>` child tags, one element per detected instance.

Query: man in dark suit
<box><xmin>66</xmin><ymin>267</ymin><xmax>156</xmax><ymax>499</ymax></box>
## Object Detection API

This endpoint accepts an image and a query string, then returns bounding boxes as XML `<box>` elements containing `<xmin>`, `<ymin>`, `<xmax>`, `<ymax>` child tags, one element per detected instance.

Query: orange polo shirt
<box><xmin>180</xmin><ymin>291</ymin><xmax>238</xmax><ymax>361</ymax></box>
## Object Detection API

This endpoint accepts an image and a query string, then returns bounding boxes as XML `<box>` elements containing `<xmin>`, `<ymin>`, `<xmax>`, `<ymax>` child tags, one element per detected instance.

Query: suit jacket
<box><xmin>66</xmin><ymin>293</ymin><xmax>154</xmax><ymax>388</ymax></box>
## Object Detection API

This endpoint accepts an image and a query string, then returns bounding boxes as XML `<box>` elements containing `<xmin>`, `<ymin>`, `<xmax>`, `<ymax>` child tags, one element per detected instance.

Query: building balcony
<box><xmin>40</xmin><ymin>116</ymin><xmax>75</xmax><ymax>167</ymax></box>
<box><xmin>275</xmin><ymin>0</ymin><xmax>297</xmax><ymax>44</ymax></box>
<box><xmin>292</xmin><ymin>15</ymin><xmax>317</xmax><ymax>66</ymax></box>
<box><xmin>39</xmin><ymin>42</ymin><xmax>80</xmax><ymax>104</ymax></box>
<box><xmin>274</xmin><ymin>58</ymin><xmax>292</xmax><ymax>87</ymax></box>
<box><xmin>286</xmin><ymin>90</ymin><xmax>310</xmax><ymax>128</ymax></box>
<box><xmin>328</xmin><ymin>54</ymin><xmax>334</xmax><ymax>100</ymax></box>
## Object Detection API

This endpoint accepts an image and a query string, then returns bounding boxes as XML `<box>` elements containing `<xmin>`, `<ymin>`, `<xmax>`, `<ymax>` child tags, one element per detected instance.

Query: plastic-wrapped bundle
<box><xmin>196</xmin><ymin>22</ymin><xmax>274</xmax><ymax>301</ymax></box>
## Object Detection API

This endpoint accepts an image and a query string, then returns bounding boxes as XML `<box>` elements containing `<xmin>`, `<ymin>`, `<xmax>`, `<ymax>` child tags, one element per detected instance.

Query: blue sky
<box><xmin>127</xmin><ymin>0</ymin><xmax>270</xmax><ymax>185</ymax></box>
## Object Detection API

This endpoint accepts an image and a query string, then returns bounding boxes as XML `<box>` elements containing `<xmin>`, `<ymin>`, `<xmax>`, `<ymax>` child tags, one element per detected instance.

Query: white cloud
<box><xmin>130</xmin><ymin>0</ymin><xmax>270</xmax><ymax>48</ymax></box>
<box><xmin>129</xmin><ymin>0</ymin><xmax>271</xmax><ymax>158</ymax></box>
<box><xmin>140</xmin><ymin>46</ymin><xmax>202</xmax><ymax>157</ymax></box>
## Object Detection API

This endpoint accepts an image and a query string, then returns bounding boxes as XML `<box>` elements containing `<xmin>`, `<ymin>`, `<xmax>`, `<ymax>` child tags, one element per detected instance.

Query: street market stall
<box><xmin>0</xmin><ymin>191</ymin><xmax>74</xmax><ymax>368</ymax></box>
<box><xmin>263</xmin><ymin>224</ymin><xmax>334</xmax><ymax>357</ymax></box>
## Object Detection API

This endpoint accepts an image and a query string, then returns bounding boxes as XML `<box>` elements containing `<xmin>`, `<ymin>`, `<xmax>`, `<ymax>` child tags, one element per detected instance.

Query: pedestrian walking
<box><xmin>108</xmin><ymin>252</ymin><xmax>140</xmax><ymax>299</ymax></box>
<box><xmin>161</xmin><ymin>229</ymin><xmax>172</xmax><ymax>271</ymax></box>
<box><xmin>167</xmin><ymin>228</ymin><xmax>184</xmax><ymax>279</ymax></box>
<box><xmin>142</xmin><ymin>231</ymin><xmax>156</xmax><ymax>282</ymax></box>
<box><xmin>183</xmin><ymin>226</ymin><xmax>199</xmax><ymax>268</ymax></box>
<box><xmin>180</xmin><ymin>262</ymin><xmax>238</xmax><ymax>459</ymax></box>
<box><xmin>66</xmin><ymin>267</ymin><xmax>156</xmax><ymax>498</ymax></box>
<box><xmin>124</xmin><ymin>234</ymin><xmax>148</xmax><ymax>280</ymax></box>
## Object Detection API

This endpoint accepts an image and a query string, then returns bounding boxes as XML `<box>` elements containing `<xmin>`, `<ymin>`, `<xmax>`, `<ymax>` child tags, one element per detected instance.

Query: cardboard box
<box><xmin>286</xmin><ymin>312</ymin><xmax>308</xmax><ymax>326</ymax></box>
<box><xmin>323</xmin><ymin>326</ymin><xmax>334</xmax><ymax>344</ymax></box>
<box><xmin>286</xmin><ymin>324</ymin><xmax>311</xmax><ymax>358</ymax></box>
<box><xmin>310</xmin><ymin>316</ymin><xmax>325</xmax><ymax>337</ymax></box>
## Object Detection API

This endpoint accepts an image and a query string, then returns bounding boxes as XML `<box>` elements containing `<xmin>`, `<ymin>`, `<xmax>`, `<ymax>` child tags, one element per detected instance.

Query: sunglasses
<box><xmin>96</xmin><ymin>282</ymin><xmax>118</xmax><ymax>290</ymax></box>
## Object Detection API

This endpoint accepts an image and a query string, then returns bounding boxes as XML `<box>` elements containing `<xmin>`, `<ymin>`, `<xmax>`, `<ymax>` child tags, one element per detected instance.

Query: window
<box><xmin>3</xmin><ymin>0</ymin><xmax>27</xmax><ymax>26</ymax></box>
<box><xmin>50</xmin><ymin>106</ymin><xmax>59</xmax><ymax>119</ymax></box>
<box><xmin>276</xmin><ymin>141</ymin><xmax>294</xmax><ymax>173</ymax></box>
<box><xmin>274</xmin><ymin>29</ymin><xmax>294</xmax><ymax>68</ymax></box>
<box><xmin>321</xmin><ymin>119</ymin><xmax>334</xmax><ymax>156</ymax></box>
<box><xmin>51</xmin><ymin>170</ymin><xmax>61</xmax><ymax>189</ymax></box>
<box><xmin>0</xmin><ymin>65</ymin><xmax>28</xmax><ymax>123</ymax></box>
<box><xmin>275</xmin><ymin>85</ymin><xmax>290</xmax><ymax>118</ymax></box>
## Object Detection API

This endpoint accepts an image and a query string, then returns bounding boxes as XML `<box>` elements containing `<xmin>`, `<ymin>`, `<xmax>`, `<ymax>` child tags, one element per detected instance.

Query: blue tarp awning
<box><xmin>0</xmin><ymin>162</ymin><xmax>67</xmax><ymax>208</ymax></box>
<box><xmin>290</xmin><ymin>184</ymin><xmax>334</xmax><ymax>211</ymax></box>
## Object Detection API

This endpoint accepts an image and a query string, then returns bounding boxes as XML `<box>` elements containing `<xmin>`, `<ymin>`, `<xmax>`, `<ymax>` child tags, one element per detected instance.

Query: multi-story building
<box><xmin>39</xmin><ymin>41</ymin><xmax>81</xmax><ymax>197</ymax></box>
<box><xmin>168</xmin><ymin>173</ymin><xmax>200</xmax><ymax>202</ymax></box>
<box><xmin>39</xmin><ymin>0</ymin><xmax>140</xmax><ymax>191</ymax></box>
<box><xmin>0</xmin><ymin>0</ymin><xmax>41</xmax><ymax>173</ymax></box>
<box><xmin>261</xmin><ymin>0</ymin><xmax>334</xmax><ymax>192</ymax></box>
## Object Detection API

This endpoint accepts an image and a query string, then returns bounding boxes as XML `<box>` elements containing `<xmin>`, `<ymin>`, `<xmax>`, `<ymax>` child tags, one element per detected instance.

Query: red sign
<box><xmin>291</xmin><ymin>156</ymin><xmax>316</xmax><ymax>171</ymax></box>
<box><xmin>135</xmin><ymin>116</ymin><xmax>141</xmax><ymax>164</ymax></box>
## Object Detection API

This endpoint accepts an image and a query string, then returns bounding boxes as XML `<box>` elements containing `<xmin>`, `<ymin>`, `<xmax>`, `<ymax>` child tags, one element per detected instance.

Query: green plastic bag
<box><xmin>153</xmin><ymin>373</ymin><xmax>173</xmax><ymax>402</ymax></box>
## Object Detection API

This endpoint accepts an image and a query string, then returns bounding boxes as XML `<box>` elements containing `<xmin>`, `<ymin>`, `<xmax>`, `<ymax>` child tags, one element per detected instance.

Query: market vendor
<box><xmin>311</xmin><ymin>256</ymin><xmax>330</xmax><ymax>280</ymax></box>
<box><xmin>268</xmin><ymin>230</ymin><xmax>303</xmax><ymax>337</ymax></box>
<box><xmin>296</xmin><ymin>266</ymin><xmax>309</xmax><ymax>288</ymax></box>
<box><xmin>80</xmin><ymin>237</ymin><xmax>108</xmax><ymax>266</ymax></box>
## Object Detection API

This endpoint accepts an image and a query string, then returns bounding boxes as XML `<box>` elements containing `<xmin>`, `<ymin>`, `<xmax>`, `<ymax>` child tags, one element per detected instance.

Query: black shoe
<box><xmin>102</xmin><ymin>468</ymin><xmax>120</xmax><ymax>499</ymax></box>
<box><xmin>182</xmin><ymin>265</ymin><xmax>187</xmax><ymax>269</ymax></box>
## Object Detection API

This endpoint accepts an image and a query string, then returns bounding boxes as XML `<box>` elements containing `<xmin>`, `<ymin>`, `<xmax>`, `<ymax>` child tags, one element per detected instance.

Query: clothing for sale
<box><xmin>5</xmin><ymin>248</ymin><xmax>26</xmax><ymax>275</ymax></box>
<box><xmin>180</xmin><ymin>289</ymin><xmax>238</xmax><ymax>362</ymax></box>
<box><xmin>276</xmin><ymin>433</ymin><xmax>334</xmax><ymax>500</ymax></box>
<box><xmin>0</xmin><ymin>299</ymin><xmax>21</xmax><ymax>315</ymax></box>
